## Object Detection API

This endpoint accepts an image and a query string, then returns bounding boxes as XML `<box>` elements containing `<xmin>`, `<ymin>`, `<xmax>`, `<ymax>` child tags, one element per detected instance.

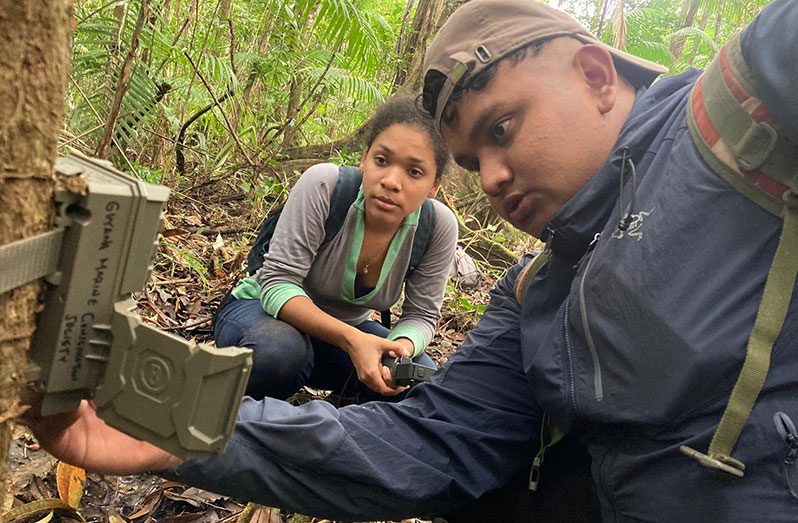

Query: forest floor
<box><xmin>8</xmin><ymin>174</ymin><xmax>513</xmax><ymax>523</ymax></box>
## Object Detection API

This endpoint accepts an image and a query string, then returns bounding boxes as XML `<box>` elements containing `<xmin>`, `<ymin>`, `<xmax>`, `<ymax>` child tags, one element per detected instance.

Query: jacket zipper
<box><xmin>548</xmin><ymin>228</ymin><xmax>579</xmax><ymax>418</ymax></box>
<box><xmin>563</xmin><ymin>297</ymin><xmax>579</xmax><ymax>417</ymax></box>
<box><xmin>578</xmin><ymin>233</ymin><xmax>604</xmax><ymax>402</ymax></box>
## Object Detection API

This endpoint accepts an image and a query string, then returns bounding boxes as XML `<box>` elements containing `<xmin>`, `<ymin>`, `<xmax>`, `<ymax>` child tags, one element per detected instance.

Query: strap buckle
<box><xmin>528</xmin><ymin>456</ymin><xmax>542</xmax><ymax>491</ymax></box>
<box><xmin>679</xmin><ymin>445</ymin><xmax>745</xmax><ymax>477</ymax></box>
<box><xmin>734</xmin><ymin>121</ymin><xmax>777</xmax><ymax>171</ymax></box>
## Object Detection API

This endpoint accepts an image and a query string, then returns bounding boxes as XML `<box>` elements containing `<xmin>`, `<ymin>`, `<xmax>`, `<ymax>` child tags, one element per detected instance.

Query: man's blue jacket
<box><xmin>166</xmin><ymin>1</ymin><xmax>798</xmax><ymax>520</ymax></box>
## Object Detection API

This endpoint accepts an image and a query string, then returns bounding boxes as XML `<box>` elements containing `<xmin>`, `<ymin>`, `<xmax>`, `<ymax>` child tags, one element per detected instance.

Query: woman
<box><xmin>214</xmin><ymin>94</ymin><xmax>458</xmax><ymax>401</ymax></box>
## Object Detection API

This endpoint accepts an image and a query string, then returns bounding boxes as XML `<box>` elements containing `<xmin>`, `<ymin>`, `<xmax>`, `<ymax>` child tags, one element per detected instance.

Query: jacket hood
<box><xmin>542</xmin><ymin>69</ymin><xmax>701</xmax><ymax>261</ymax></box>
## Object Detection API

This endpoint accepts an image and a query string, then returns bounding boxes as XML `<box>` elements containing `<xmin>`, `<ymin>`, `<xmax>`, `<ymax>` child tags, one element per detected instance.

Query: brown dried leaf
<box><xmin>126</xmin><ymin>488</ymin><xmax>163</xmax><ymax>519</ymax></box>
<box><xmin>107</xmin><ymin>506</ymin><xmax>127</xmax><ymax>523</ymax></box>
<box><xmin>56</xmin><ymin>462</ymin><xmax>86</xmax><ymax>508</ymax></box>
<box><xmin>185</xmin><ymin>215</ymin><xmax>203</xmax><ymax>226</ymax></box>
<box><xmin>237</xmin><ymin>503</ymin><xmax>282</xmax><ymax>523</ymax></box>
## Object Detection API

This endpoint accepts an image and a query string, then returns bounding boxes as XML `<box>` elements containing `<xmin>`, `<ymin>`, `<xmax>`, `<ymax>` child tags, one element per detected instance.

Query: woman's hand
<box><xmin>345</xmin><ymin>331</ymin><xmax>412</xmax><ymax>396</ymax></box>
<box><xmin>25</xmin><ymin>400</ymin><xmax>181</xmax><ymax>475</ymax></box>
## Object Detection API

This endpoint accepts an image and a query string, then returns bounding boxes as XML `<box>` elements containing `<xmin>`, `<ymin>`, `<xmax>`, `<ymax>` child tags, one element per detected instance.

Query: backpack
<box><xmin>246</xmin><ymin>165</ymin><xmax>436</xmax><ymax>278</ymax></box>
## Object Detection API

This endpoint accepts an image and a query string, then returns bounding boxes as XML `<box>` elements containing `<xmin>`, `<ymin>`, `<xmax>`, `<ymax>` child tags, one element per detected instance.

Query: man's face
<box><xmin>442</xmin><ymin>40</ymin><xmax>622</xmax><ymax>237</ymax></box>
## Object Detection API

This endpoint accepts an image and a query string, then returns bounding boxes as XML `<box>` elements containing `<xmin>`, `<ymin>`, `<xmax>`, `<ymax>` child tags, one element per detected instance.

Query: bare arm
<box><xmin>26</xmin><ymin>401</ymin><xmax>181</xmax><ymax>475</ymax></box>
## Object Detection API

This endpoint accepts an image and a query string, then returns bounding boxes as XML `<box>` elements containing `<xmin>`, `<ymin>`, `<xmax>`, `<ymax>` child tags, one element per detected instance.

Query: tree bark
<box><xmin>0</xmin><ymin>0</ymin><xmax>73</xmax><ymax>508</ymax></box>
<box><xmin>612</xmin><ymin>0</ymin><xmax>627</xmax><ymax>50</ymax></box>
<box><xmin>669</xmin><ymin>0</ymin><xmax>701</xmax><ymax>60</ymax></box>
<box><xmin>394</xmin><ymin>0</ymin><xmax>448</xmax><ymax>92</ymax></box>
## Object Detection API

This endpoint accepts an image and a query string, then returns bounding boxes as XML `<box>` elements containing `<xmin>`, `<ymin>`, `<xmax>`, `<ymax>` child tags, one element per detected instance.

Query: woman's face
<box><xmin>360</xmin><ymin>123</ymin><xmax>440</xmax><ymax>228</ymax></box>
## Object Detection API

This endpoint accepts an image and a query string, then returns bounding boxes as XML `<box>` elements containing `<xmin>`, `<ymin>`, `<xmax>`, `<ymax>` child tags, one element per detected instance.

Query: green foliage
<box><xmin>330</xmin><ymin>147</ymin><xmax>362</xmax><ymax>166</ymax></box>
<box><xmin>443</xmin><ymin>281</ymin><xmax>489</xmax><ymax>331</ymax></box>
<box><xmin>559</xmin><ymin>0</ymin><xmax>768</xmax><ymax>77</ymax></box>
<box><xmin>161</xmin><ymin>238</ymin><xmax>211</xmax><ymax>288</ymax></box>
<box><xmin>131</xmin><ymin>161</ymin><xmax>166</xmax><ymax>184</ymax></box>
<box><xmin>67</xmin><ymin>0</ymin><xmax>401</xmax><ymax>177</ymax></box>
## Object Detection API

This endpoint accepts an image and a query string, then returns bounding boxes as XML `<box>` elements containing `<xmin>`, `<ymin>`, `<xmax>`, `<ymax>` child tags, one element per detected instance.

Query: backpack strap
<box><xmin>680</xmin><ymin>31</ymin><xmax>798</xmax><ymax>477</ymax></box>
<box><xmin>514</xmin><ymin>243</ymin><xmax>552</xmax><ymax>304</ymax></box>
<box><xmin>322</xmin><ymin>165</ymin><xmax>363</xmax><ymax>246</ymax></box>
<box><xmin>245</xmin><ymin>165</ymin><xmax>362</xmax><ymax>275</ymax></box>
<box><xmin>406</xmin><ymin>199</ymin><xmax>436</xmax><ymax>279</ymax></box>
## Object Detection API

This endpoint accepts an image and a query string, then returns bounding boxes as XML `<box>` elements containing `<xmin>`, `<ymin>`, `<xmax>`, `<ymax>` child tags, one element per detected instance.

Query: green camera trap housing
<box><xmin>28</xmin><ymin>155</ymin><xmax>252</xmax><ymax>461</ymax></box>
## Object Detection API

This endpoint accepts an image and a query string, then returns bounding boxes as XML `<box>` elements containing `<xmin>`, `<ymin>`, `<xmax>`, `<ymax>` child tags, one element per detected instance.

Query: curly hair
<box><xmin>364</xmin><ymin>93</ymin><xmax>450</xmax><ymax>179</ymax></box>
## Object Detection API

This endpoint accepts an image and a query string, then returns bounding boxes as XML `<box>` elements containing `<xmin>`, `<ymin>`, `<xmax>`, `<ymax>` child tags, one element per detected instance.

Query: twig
<box><xmin>183</xmin><ymin>51</ymin><xmax>256</xmax><ymax>167</ymax></box>
<box><xmin>162</xmin><ymin>316</ymin><xmax>213</xmax><ymax>331</ymax></box>
<box><xmin>144</xmin><ymin>289</ymin><xmax>180</xmax><ymax>326</ymax></box>
<box><xmin>185</xmin><ymin>226</ymin><xmax>250</xmax><ymax>236</ymax></box>
<box><xmin>96</xmin><ymin>0</ymin><xmax>149</xmax><ymax>159</ymax></box>
<box><xmin>151</xmin><ymin>277</ymin><xmax>194</xmax><ymax>286</ymax></box>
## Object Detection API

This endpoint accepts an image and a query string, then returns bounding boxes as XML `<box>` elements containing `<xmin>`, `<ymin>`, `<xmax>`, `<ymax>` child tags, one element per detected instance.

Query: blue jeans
<box><xmin>213</xmin><ymin>298</ymin><xmax>436</xmax><ymax>401</ymax></box>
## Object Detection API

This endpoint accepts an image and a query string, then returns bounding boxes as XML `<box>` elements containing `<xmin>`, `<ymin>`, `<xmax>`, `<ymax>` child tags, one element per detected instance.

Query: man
<box><xmin>31</xmin><ymin>0</ymin><xmax>798</xmax><ymax>520</ymax></box>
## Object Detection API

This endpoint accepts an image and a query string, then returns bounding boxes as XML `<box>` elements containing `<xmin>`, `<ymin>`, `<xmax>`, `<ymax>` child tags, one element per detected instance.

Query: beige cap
<box><xmin>423</xmin><ymin>0</ymin><xmax>668</xmax><ymax>128</ymax></box>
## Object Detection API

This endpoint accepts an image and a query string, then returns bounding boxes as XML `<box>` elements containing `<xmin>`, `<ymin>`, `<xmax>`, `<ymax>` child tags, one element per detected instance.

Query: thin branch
<box><xmin>261</xmin><ymin>40</ymin><xmax>342</xmax><ymax>153</ymax></box>
<box><xmin>183</xmin><ymin>51</ymin><xmax>255</xmax><ymax>167</ymax></box>
<box><xmin>96</xmin><ymin>0</ymin><xmax>149</xmax><ymax>159</ymax></box>
<box><xmin>178</xmin><ymin>0</ymin><xmax>222</xmax><ymax>125</ymax></box>
<box><xmin>152</xmin><ymin>12</ymin><xmax>191</xmax><ymax>78</ymax></box>
<box><xmin>69</xmin><ymin>74</ymin><xmax>135</xmax><ymax>172</ymax></box>
<box><xmin>175</xmin><ymin>87</ymin><xmax>235</xmax><ymax>175</ymax></box>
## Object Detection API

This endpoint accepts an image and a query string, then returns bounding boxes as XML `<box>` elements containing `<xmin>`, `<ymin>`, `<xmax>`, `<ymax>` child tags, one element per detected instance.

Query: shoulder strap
<box><xmin>406</xmin><ymin>198</ymin><xmax>436</xmax><ymax>279</ymax></box>
<box><xmin>246</xmin><ymin>165</ymin><xmax>361</xmax><ymax>275</ymax></box>
<box><xmin>514</xmin><ymin>244</ymin><xmax>552</xmax><ymax>304</ymax></box>
<box><xmin>680</xmin><ymin>31</ymin><xmax>798</xmax><ymax>478</ymax></box>
<box><xmin>321</xmin><ymin>165</ymin><xmax>362</xmax><ymax>246</ymax></box>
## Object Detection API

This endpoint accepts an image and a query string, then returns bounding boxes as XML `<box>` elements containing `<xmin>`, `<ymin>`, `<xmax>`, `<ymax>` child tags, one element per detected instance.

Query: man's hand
<box><xmin>344</xmin><ymin>331</ymin><xmax>412</xmax><ymax>396</ymax></box>
<box><xmin>25</xmin><ymin>401</ymin><xmax>182</xmax><ymax>475</ymax></box>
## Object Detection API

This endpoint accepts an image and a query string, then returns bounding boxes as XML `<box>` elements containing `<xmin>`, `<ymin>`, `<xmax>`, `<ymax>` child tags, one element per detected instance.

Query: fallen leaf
<box><xmin>126</xmin><ymin>488</ymin><xmax>163</xmax><ymax>519</ymax></box>
<box><xmin>56</xmin><ymin>462</ymin><xmax>86</xmax><ymax>508</ymax></box>
<box><xmin>213</xmin><ymin>233</ymin><xmax>225</xmax><ymax>251</ymax></box>
<box><xmin>12</xmin><ymin>453</ymin><xmax>58</xmax><ymax>488</ymax></box>
<box><xmin>1</xmin><ymin>499</ymin><xmax>84</xmax><ymax>523</ymax></box>
<box><xmin>107</xmin><ymin>506</ymin><xmax>127</xmax><ymax>522</ymax></box>
<box><xmin>33</xmin><ymin>511</ymin><xmax>54</xmax><ymax>523</ymax></box>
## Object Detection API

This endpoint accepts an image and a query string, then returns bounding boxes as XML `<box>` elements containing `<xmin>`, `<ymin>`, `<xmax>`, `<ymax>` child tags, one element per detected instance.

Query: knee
<box><xmin>245</xmin><ymin>321</ymin><xmax>314</xmax><ymax>399</ymax></box>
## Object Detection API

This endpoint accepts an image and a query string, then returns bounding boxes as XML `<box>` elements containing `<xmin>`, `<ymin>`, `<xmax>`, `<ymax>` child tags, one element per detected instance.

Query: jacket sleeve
<box><xmin>740</xmin><ymin>0</ymin><xmax>798</xmax><ymax>142</ymax></box>
<box><xmin>163</xmin><ymin>258</ymin><xmax>542</xmax><ymax>521</ymax></box>
<box><xmin>390</xmin><ymin>200</ymin><xmax>459</xmax><ymax>355</ymax></box>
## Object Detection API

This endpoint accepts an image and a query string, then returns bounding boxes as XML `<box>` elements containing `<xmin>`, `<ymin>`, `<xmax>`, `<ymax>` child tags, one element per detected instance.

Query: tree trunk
<box><xmin>611</xmin><ymin>0</ymin><xmax>627</xmax><ymax>50</ymax></box>
<box><xmin>669</xmin><ymin>0</ymin><xmax>701</xmax><ymax>60</ymax></box>
<box><xmin>394</xmin><ymin>0</ymin><xmax>448</xmax><ymax>92</ymax></box>
<box><xmin>0</xmin><ymin>0</ymin><xmax>73</xmax><ymax>508</ymax></box>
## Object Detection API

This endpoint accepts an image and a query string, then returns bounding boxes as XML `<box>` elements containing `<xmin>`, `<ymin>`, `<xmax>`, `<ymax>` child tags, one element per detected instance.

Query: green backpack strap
<box><xmin>528</xmin><ymin>414</ymin><xmax>565</xmax><ymax>491</ymax></box>
<box><xmin>680</xmin><ymin>31</ymin><xmax>798</xmax><ymax>477</ymax></box>
<box><xmin>514</xmin><ymin>243</ymin><xmax>552</xmax><ymax>304</ymax></box>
